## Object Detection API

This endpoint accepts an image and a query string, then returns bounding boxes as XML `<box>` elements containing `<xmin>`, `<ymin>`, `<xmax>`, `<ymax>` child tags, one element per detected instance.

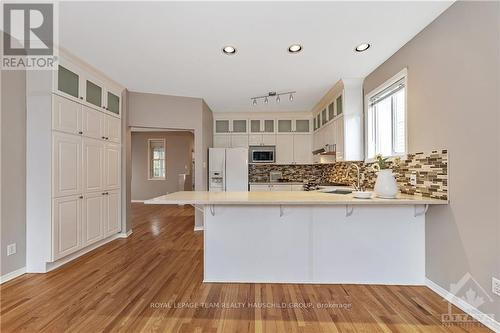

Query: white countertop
<box><xmin>145</xmin><ymin>191</ymin><xmax>448</xmax><ymax>206</ymax></box>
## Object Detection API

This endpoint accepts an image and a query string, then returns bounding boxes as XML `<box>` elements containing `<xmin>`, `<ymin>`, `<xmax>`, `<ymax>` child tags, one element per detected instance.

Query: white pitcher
<box><xmin>373</xmin><ymin>168</ymin><xmax>398</xmax><ymax>198</ymax></box>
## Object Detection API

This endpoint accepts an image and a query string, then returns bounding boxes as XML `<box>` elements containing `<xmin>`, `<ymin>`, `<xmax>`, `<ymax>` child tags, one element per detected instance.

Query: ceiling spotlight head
<box><xmin>276</xmin><ymin>95</ymin><xmax>280</xmax><ymax>103</ymax></box>
<box><xmin>288</xmin><ymin>44</ymin><xmax>303</xmax><ymax>53</ymax></box>
<box><xmin>289</xmin><ymin>93</ymin><xmax>294</xmax><ymax>101</ymax></box>
<box><xmin>354</xmin><ymin>43</ymin><xmax>370</xmax><ymax>52</ymax></box>
<box><xmin>264</xmin><ymin>97</ymin><xmax>268</xmax><ymax>104</ymax></box>
<box><xmin>252</xmin><ymin>99</ymin><xmax>257</xmax><ymax>106</ymax></box>
<box><xmin>222</xmin><ymin>45</ymin><xmax>237</xmax><ymax>55</ymax></box>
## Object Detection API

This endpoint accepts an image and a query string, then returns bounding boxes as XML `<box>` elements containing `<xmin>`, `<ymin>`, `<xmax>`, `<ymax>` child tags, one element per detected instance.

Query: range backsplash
<box><xmin>249</xmin><ymin>149</ymin><xmax>448</xmax><ymax>200</ymax></box>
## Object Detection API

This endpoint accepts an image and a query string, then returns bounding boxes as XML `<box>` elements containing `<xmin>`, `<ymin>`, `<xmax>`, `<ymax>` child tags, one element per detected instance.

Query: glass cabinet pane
<box><xmin>232</xmin><ymin>120</ymin><xmax>247</xmax><ymax>133</ymax></box>
<box><xmin>264</xmin><ymin>120</ymin><xmax>274</xmax><ymax>132</ymax></box>
<box><xmin>328</xmin><ymin>102</ymin><xmax>335</xmax><ymax>119</ymax></box>
<box><xmin>316</xmin><ymin>115</ymin><xmax>321</xmax><ymax>128</ymax></box>
<box><xmin>336</xmin><ymin>95</ymin><xmax>343</xmax><ymax>115</ymax></box>
<box><xmin>314</xmin><ymin>117</ymin><xmax>318</xmax><ymax>130</ymax></box>
<box><xmin>215</xmin><ymin>120</ymin><xmax>230</xmax><ymax>133</ymax></box>
<box><xmin>295</xmin><ymin>120</ymin><xmax>310</xmax><ymax>133</ymax></box>
<box><xmin>278</xmin><ymin>120</ymin><xmax>292</xmax><ymax>132</ymax></box>
<box><xmin>58</xmin><ymin>65</ymin><xmax>79</xmax><ymax>98</ymax></box>
<box><xmin>86</xmin><ymin>80</ymin><xmax>102</xmax><ymax>107</ymax></box>
<box><xmin>107</xmin><ymin>92</ymin><xmax>120</xmax><ymax>115</ymax></box>
<box><xmin>250</xmin><ymin>120</ymin><xmax>261</xmax><ymax>132</ymax></box>
<box><xmin>321</xmin><ymin>109</ymin><xmax>327</xmax><ymax>125</ymax></box>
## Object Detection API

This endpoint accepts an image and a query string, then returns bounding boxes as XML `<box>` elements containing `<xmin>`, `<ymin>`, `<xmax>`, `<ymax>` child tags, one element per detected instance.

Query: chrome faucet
<box><xmin>344</xmin><ymin>163</ymin><xmax>361</xmax><ymax>191</ymax></box>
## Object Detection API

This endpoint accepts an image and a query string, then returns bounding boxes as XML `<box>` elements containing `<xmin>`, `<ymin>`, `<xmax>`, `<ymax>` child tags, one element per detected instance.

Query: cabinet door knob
<box><xmin>78</xmin><ymin>131</ymin><xmax>83</xmax><ymax>135</ymax></box>
<box><xmin>102</xmin><ymin>136</ymin><xmax>106</xmax><ymax>139</ymax></box>
<box><xmin>79</xmin><ymin>96</ymin><xmax>83</xmax><ymax>100</ymax></box>
<box><xmin>79</xmin><ymin>195</ymin><xmax>83</xmax><ymax>199</ymax></box>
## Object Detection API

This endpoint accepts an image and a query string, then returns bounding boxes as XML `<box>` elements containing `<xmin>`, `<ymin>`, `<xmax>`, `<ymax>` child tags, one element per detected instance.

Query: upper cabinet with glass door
<box><xmin>54</xmin><ymin>57</ymin><xmax>122</xmax><ymax>118</ymax></box>
<box><xmin>250</xmin><ymin>119</ymin><xmax>275</xmax><ymax>133</ymax></box>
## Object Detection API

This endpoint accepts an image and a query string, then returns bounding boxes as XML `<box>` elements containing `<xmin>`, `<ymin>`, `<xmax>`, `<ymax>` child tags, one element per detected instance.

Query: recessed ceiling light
<box><xmin>288</xmin><ymin>44</ymin><xmax>303</xmax><ymax>53</ymax></box>
<box><xmin>355</xmin><ymin>43</ymin><xmax>371</xmax><ymax>52</ymax></box>
<box><xmin>222</xmin><ymin>46</ymin><xmax>236</xmax><ymax>55</ymax></box>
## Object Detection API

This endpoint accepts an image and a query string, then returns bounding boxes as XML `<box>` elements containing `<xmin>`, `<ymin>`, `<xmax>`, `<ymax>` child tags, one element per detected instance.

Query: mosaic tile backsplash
<box><xmin>249</xmin><ymin>149</ymin><xmax>448</xmax><ymax>200</ymax></box>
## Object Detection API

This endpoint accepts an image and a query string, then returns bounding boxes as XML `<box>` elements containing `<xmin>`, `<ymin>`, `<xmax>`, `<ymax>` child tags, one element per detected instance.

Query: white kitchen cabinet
<box><xmin>276</xmin><ymin>134</ymin><xmax>294</xmax><ymax>164</ymax></box>
<box><xmin>52</xmin><ymin>94</ymin><xmax>82</xmax><ymax>136</ymax></box>
<box><xmin>82</xmin><ymin>192</ymin><xmax>104</xmax><ymax>246</ymax></box>
<box><xmin>104</xmin><ymin>115</ymin><xmax>121</xmax><ymax>143</ymax></box>
<box><xmin>83</xmin><ymin>138</ymin><xmax>104</xmax><ymax>193</ymax></box>
<box><xmin>262</xmin><ymin>134</ymin><xmax>276</xmax><ymax>146</ymax></box>
<box><xmin>104</xmin><ymin>189</ymin><xmax>121</xmax><ymax>236</ymax></box>
<box><xmin>333</xmin><ymin>116</ymin><xmax>344</xmax><ymax>161</ymax></box>
<box><xmin>215</xmin><ymin>120</ymin><xmax>230</xmax><ymax>134</ymax></box>
<box><xmin>82</xmin><ymin>106</ymin><xmax>104</xmax><ymax>140</ymax></box>
<box><xmin>28</xmin><ymin>53</ymin><xmax>123</xmax><ymax>273</ymax></box>
<box><xmin>291</xmin><ymin>185</ymin><xmax>304</xmax><ymax>191</ymax></box>
<box><xmin>214</xmin><ymin>135</ymin><xmax>231</xmax><ymax>148</ymax></box>
<box><xmin>104</xmin><ymin>143</ymin><xmax>121</xmax><ymax>190</ymax></box>
<box><xmin>250</xmin><ymin>184</ymin><xmax>272</xmax><ymax>191</ymax></box>
<box><xmin>293</xmin><ymin>135</ymin><xmax>312</xmax><ymax>164</ymax></box>
<box><xmin>249</xmin><ymin>133</ymin><xmax>276</xmax><ymax>146</ymax></box>
<box><xmin>270</xmin><ymin>184</ymin><xmax>292</xmax><ymax>191</ymax></box>
<box><xmin>231</xmin><ymin>134</ymin><xmax>249</xmax><ymax>148</ymax></box>
<box><xmin>53</xmin><ymin>132</ymin><xmax>82</xmax><ymax>198</ymax></box>
<box><xmin>52</xmin><ymin>195</ymin><xmax>82</xmax><ymax>260</ymax></box>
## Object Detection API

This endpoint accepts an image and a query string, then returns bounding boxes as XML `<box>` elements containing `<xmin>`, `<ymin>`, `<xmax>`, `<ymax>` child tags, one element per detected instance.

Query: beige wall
<box><xmin>364</xmin><ymin>1</ymin><xmax>499</xmax><ymax>318</ymax></box>
<box><xmin>131</xmin><ymin>131</ymin><xmax>194</xmax><ymax>200</ymax></box>
<box><xmin>127</xmin><ymin>91</ymin><xmax>213</xmax><ymax>229</ymax></box>
<box><xmin>1</xmin><ymin>69</ymin><xmax>27</xmax><ymax>276</ymax></box>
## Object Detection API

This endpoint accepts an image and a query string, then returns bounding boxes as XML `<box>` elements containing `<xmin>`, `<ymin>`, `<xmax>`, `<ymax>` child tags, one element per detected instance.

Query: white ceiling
<box><xmin>59</xmin><ymin>1</ymin><xmax>452</xmax><ymax>113</ymax></box>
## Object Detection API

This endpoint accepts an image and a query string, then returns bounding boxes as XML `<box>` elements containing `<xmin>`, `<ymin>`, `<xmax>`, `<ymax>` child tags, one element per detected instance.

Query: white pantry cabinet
<box><xmin>104</xmin><ymin>189</ymin><xmax>121</xmax><ymax>236</ymax></box>
<box><xmin>82</xmin><ymin>192</ymin><xmax>104</xmax><ymax>246</ymax></box>
<box><xmin>52</xmin><ymin>195</ymin><xmax>82</xmax><ymax>260</ymax></box>
<box><xmin>83</xmin><ymin>138</ymin><xmax>104</xmax><ymax>193</ymax></box>
<box><xmin>27</xmin><ymin>53</ymin><xmax>124</xmax><ymax>273</ymax></box>
<box><xmin>104</xmin><ymin>142</ymin><xmax>121</xmax><ymax>189</ymax></box>
<box><xmin>53</xmin><ymin>132</ymin><xmax>82</xmax><ymax>198</ymax></box>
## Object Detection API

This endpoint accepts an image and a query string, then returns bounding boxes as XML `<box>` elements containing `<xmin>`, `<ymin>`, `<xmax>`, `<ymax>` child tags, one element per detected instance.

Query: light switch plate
<box><xmin>6</xmin><ymin>243</ymin><xmax>16</xmax><ymax>256</ymax></box>
<box><xmin>493</xmin><ymin>277</ymin><xmax>500</xmax><ymax>297</ymax></box>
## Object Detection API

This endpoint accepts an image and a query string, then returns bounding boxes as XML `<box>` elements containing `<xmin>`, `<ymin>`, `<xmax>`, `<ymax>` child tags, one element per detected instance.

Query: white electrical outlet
<box><xmin>6</xmin><ymin>243</ymin><xmax>16</xmax><ymax>256</ymax></box>
<box><xmin>493</xmin><ymin>277</ymin><xmax>500</xmax><ymax>297</ymax></box>
<box><xmin>410</xmin><ymin>172</ymin><xmax>417</xmax><ymax>186</ymax></box>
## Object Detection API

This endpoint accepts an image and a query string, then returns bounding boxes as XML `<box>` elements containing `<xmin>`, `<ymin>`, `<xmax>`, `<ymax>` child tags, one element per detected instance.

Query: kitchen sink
<box><xmin>323</xmin><ymin>189</ymin><xmax>353</xmax><ymax>195</ymax></box>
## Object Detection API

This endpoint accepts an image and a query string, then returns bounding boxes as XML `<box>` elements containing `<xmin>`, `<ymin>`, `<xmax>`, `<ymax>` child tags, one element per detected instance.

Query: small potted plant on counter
<box><xmin>372</xmin><ymin>155</ymin><xmax>401</xmax><ymax>198</ymax></box>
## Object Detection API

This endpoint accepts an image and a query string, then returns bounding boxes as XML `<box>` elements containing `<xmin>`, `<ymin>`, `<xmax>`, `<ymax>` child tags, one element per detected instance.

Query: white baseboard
<box><xmin>131</xmin><ymin>200</ymin><xmax>144</xmax><ymax>203</ymax></box>
<box><xmin>426</xmin><ymin>278</ymin><xmax>500</xmax><ymax>332</ymax></box>
<box><xmin>194</xmin><ymin>225</ymin><xmax>204</xmax><ymax>231</ymax></box>
<box><xmin>0</xmin><ymin>267</ymin><xmax>26</xmax><ymax>284</ymax></box>
<box><xmin>44</xmin><ymin>232</ymin><xmax>124</xmax><ymax>273</ymax></box>
<box><xmin>118</xmin><ymin>229</ymin><xmax>133</xmax><ymax>238</ymax></box>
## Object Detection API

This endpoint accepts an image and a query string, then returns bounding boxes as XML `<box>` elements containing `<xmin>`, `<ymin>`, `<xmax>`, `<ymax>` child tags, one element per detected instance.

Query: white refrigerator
<box><xmin>208</xmin><ymin>148</ymin><xmax>248</xmax><ymax>191</ymax></box>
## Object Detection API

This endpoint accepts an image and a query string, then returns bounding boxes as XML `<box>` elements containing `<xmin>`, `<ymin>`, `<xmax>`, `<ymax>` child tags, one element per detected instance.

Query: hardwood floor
<box><xmin>1</xmin><ymin>203</ymin><xmax>492</xmax><ymax>332</ymax></box>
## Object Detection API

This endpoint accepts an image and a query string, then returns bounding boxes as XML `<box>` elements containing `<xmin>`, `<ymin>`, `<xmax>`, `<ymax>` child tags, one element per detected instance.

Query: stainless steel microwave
<box><xmin>249</xmin><ymin>146</ymin><xmax>275</xmax><ymax>163</ymax></box>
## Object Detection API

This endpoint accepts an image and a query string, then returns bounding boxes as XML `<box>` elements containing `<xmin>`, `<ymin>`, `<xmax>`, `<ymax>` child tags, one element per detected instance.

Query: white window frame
<box><xmin>364</xmin><ymin>68</ymin><xmax>408</xmax><ymax>162</ymax></box>
<box><xmin>148</xmin><ymin>138</ymin><xmax>166</xmax><ymax>180</ymax></box>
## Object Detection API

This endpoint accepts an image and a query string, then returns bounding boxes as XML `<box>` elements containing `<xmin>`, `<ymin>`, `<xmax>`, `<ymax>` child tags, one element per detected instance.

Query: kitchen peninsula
<box><xmin>146</xmin><ymin>191</ymin><xmax>447</xmax><ymax>285</ymax></box>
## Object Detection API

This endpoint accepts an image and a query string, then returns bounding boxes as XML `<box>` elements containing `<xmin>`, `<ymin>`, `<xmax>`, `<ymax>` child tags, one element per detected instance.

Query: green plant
<box><xmin>372</xmin><ymin>155</ymin><xmax>401</xmax><ymax>171</ymax></box>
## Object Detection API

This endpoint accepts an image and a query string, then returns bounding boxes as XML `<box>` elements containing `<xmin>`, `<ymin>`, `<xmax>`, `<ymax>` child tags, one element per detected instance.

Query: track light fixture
<box><xmin>251</xmin><ymin>91</ymin><xmax>296</xmax><ymax>106</ymax></box>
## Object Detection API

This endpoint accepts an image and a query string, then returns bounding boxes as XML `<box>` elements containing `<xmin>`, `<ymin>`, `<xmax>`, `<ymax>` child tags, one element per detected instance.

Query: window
<box><xmin>366</xmin><ymin>69</ymin><xmax>407</xmax><ymax>160</ymax></box>
<box><xmin>148</xmin><ymin>139</ymin><xmax>166</xmax><ymax>180</ymax></box>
